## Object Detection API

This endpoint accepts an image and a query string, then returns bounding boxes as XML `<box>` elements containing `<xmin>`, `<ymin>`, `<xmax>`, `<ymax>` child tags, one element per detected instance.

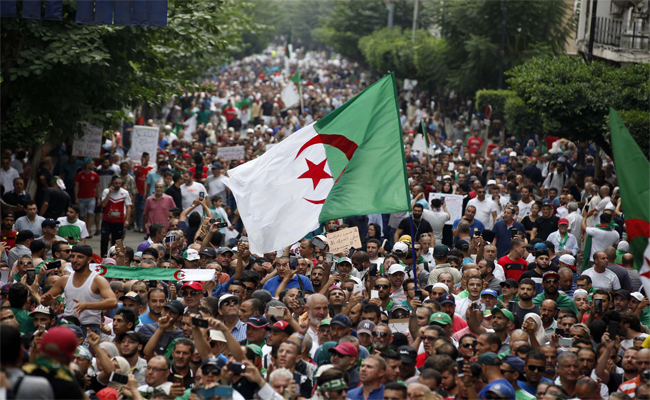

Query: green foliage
<box><xmin>314</xmin><ymin>0</ymin><xmax>434</xmax><ymax>62</ymax></box>
<box><xmin>433</xmin><ymin>0</ymin><xmax>572</xmax><ymax>95</ymax></box>
<box><xmin>507</xmin><ymin>56</ymin><xmax>650</xmax><ymax>157</ymax></box>
<box><xmin>1</xmin><ymin>0</ymin><xmax>264</xmax><ymax>148</ymax></box>
<box><xmin>475</xmin><ymin>90</ymin><xmax>515</xmax><ymax>120</ymax></box>
<box><xmin>358</xmin><ymin>28</ymin><xmax>448</xmax><ymax>91</ymax></box>
<box><xmin>504</xmin><ymin>95</ymin><xmax>543</xmax><ymax>137</ymax></box>
<box><xmin>271</xmin><ymin>0</ymin><xmax>334</xmax><ymax>49</ymax></box>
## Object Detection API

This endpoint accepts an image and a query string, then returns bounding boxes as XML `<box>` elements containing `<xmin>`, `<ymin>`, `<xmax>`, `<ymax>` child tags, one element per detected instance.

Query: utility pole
<box><xmin>588</xmin><ymin>0</ymin><xmax>599</xmax><ymax>62</ymax></box>
<box><xmin>412</xmin><ymin>0</ymin><xmax>420</xmax><ymax>41</ymax></box>
<box><xmin>385</xmin><ymin>0</ymin><xmax>395</xmax><ymax>28</ymax></box>
<box><xmin>498</xmin><ymin>0</ymin><xmax>506</xmax><ymax>89</ymax></box>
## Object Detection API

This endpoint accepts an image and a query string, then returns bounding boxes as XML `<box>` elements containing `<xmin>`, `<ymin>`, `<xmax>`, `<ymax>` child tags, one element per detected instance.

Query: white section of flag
<box><xmin>281</xmin><ymin>81</ymin><xmax>300</xmax><ymax>108</ymax></box>
<box><xmin>224</xmin><ymin>124</ymin><xmax>332</xmax><ymax>254</ymax></box>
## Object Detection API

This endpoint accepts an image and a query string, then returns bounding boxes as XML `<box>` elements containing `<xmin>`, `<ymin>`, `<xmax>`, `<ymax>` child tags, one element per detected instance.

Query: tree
<box><xmin>507</xmin><ymin>56</ymin><xmax>650</xmax><ymax>158</ymax></box>
<box><xmin>504</xmin><ymin>95</ymin><xmax>544</xmax><ymax>138</ymax></box>
<box><xmin>432</xmin><ymin>0</ymin><xmax>572</xmax><ymax>96</ymax></box>
<box><xmin>1</xmin><ymin>0</ymin><xmax>264</xmax><ymax>150</ymax></box>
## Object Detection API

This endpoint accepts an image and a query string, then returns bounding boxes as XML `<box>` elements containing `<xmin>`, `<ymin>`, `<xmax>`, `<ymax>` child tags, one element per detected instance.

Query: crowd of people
<box><xmin>0</xmin><ymin>48</ymin><xmax>648</xmax><ymax>400</ymax></box>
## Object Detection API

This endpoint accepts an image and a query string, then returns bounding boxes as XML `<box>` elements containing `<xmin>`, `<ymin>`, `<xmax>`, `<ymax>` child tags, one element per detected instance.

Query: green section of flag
<box><xmin>285</xmin><ymin>32</ymin><xmax>291</xmax><ymax>58</ymax></box>
<box><xmin>421</xmin><ymin>120</ymin><xmax>429</xmax><ymax>147</ymax></box>
<box><xmin>99</xmin><ymin>265</ymin><xmax>179</xmax><ymax>280</ymax></box>
<box><xmin>314</xmin><ymin>73</ymin><xmax>411</xmax><ymax>222</ymax></box>
<box><xmin>609</xmin><ymin>107</ymin><xmax>650</xmax><ymax>271</ymax></box>
<box><xmin>291</xmin><ymin>70</ymin><xmax>300</xmax><ymax>84</ymax></box>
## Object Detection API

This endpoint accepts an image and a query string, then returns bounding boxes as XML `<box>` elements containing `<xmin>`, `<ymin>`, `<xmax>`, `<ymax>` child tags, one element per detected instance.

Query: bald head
<box><xmin>510</xmin><ymin>329</ymin><xmax>530</xmax><ymax>342</ymax></box>
<box><xmin>622</xmin><ymin>253</ymin><xmax>634</xmax><ymax>267</ymax></box>
<box><xmin>575</xmin><ymin>377</ymin><xmax>601</xmax><ymax>400</ymax></box>
<box><xmin>542</xmin><ymin>299</ymin><xmax>557</xmax><ymax>311</ymax></box>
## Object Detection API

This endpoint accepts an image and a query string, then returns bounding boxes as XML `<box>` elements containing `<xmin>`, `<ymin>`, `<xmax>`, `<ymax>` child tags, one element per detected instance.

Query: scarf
<box><xmin>582</xmin><ymin>222</ymin><xmax>617</xmax><ymax>271</ymax></box>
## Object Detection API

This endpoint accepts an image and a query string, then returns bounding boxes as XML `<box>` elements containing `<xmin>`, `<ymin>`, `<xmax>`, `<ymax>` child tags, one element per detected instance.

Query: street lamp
<box><xmin>384</xmin><ymin>0</ymin><xmax>395</xmax><ymax>28</ymax></box>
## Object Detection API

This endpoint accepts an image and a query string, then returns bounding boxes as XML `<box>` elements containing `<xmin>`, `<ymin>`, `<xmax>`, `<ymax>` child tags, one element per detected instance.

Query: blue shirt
<box><xmin>492</xmin><ymin>220</ymin><xmax>526</xmax><ymax>258</ymax></box>
<box><xmin>452</xmin><ymin>218</ymin><xmax>485</xmax><ymax>243</ymax></box>
<box><xmin>212</xmin><ymin>276</ymin><xmax>235</xmax><ymax>298</ymax></box>
<box><xmin>517</xmin><ymin>377</ymin><xmax>552</xmax><ymax>396</ymax></box>
<box><xmin>139</xmin><ymin>313</ymin><xmax>156</xmax><ymax>325</ymax></box>
<box><xmin>262</xmin><ymin>274</ymin><xmax>313</xmax><ymax>296</ymax></box>
<box><xmin>347</xmin><ymin>384</ymin><xmax>384</xmax><ymax>400</ymax></box>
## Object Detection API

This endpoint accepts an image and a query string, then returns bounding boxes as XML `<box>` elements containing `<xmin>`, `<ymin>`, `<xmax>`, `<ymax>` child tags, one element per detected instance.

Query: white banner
<box><xmin>217</xmin><ymin>146</ymin><xmax>245</xmax><ymax>161</ymax></box>
<box><xmin>183</xmin><ymin>114</ymin><xmax>197</xmax><ymax>135</ymax></box>
<box><xmin>73</xmin><ymin>122</ymin><xmax>103</xmax><ymax>158</ymax></box>
<box><xmin>428</xmin><ymin>193</ymin><xmax>464</xmax><ymax>225</ymax></box>
<box><xmin>128</xmin><ymin>126</ymin><xmax>159</xmax><ymax>161</ymax></box>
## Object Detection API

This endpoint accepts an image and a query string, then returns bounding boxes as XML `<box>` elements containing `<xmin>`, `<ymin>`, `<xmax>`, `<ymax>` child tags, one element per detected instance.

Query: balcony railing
<box><xmin>594</xmin><ymin>16</ymin><xmax>649</xmax><ymax>50</ymax></box>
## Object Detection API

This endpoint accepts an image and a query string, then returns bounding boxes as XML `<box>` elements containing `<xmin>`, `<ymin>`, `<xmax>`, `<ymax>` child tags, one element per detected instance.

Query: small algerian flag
<box><xmin>281</xmin><ymin>70</ymin><xmax>301</xmax><ymax>108</ymax></box>
<box><xmin>609</xmin><ymin>107</ymin><xmax>650</xmax><ymax>296</ymax></box>
<box><xmin>225</xmin><ymin>74</ymin><xmax>411</xmax><ymax>254</ymax></box>
<box><xmin>91</xmin><ymin>264</ymin><xmax>215</xmax><ymax>282</ymax></box>
<box><xmin>421</xmin><ymin>120</ymin><xmax>429</xmax><ymax>149</ymax></box>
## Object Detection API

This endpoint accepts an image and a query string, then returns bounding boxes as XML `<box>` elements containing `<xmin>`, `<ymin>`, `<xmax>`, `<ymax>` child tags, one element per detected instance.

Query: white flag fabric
<box><xmin>281</xmin><ymin>81</ymin><xmax>300</xmax><ymax>108</ymax></box>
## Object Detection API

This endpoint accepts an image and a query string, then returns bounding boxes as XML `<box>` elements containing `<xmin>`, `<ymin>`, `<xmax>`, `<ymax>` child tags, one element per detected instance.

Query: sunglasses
<box><xmin>372</xmin><ymin>331</ymin><xmax>390</xmax><ymax>338</ymax></box>
<box><xmin>543</xmin><ymin>279</ymin><xmax>558</xmax><ymax>284</ymax></box>
<box><xmin>342</xmin><ymin>287</ymin><xmax>353</xmax><ymax>292</ymax></box>
<box><xmin>20</xmin><ymin>261</ymin><xmax>32</xmax><ymax>265</ymax></box>
<box><xmin>461</xmin><ymin>342</ymin><xmax>477</xmax><ymax>348</ymax></box>
<box><xmin>132</xmin><ymin>260</ymin><xmax>141</xmax><ymax>264</ymax></box>
<box><xmin>502</xmin><ymin>284</ymin><xmax>513</xmax><ymax>289</ymax></box>
<box><xmin>221</xmin><ymin>300</ymin><xmax>239</xmax><ymax>307</ymax></box>
<box><xmin>201</xmin><ymin>367</ymin><xmax>220</xmax><ymax>375</ymax></box>
<box><xmin>422</xmin><ymin>336</ymin><xmax>437</xmax><ymax>341</ymax></box>
<box><xmin>60</xmin><ymin>249</ymin><xmax>71</xmax><ymax>253</ymax></box>
<box><xmin>181</xmin><ymin>290</ymin><xmax>201</xmax><ymax>297</ymax></box>
<box><xmin>526</xmin><ymin>365</ymin><xmax>545</xmax><ymax>372</ymax></box>
<box><xmin>374</xmin><ymin>284</ymin><xmax>389</xmax><ymax>290</ymax></box>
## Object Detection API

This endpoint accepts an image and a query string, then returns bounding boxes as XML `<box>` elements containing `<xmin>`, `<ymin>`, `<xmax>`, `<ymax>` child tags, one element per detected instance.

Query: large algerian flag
<box><xmin>609</xmin><ymin>107</ymin><xmax>650</xmax><ymax>296</ymax></box>
<box><xmin>90</xmin><ymin>264</ymin><xmax>215</xmax><ymax>281</ymax></box>
<box><xmin>225</xmin><ymin>74</ymin><xmax>411</xmax><ymax>254</ymax></box>
<box><xmin>281</xmin><ymin>70</ymin><xmax>301</xmax><ymax>108</ymax></box>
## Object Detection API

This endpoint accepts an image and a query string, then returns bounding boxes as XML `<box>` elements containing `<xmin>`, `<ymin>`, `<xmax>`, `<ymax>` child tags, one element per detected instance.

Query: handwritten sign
<box><xmin>428</xmin><ymin>193</ymin><xmax>464</xmax><ymax>225</ymax></box>
<box><xmin>326</xmin><ymin>226</ymin><xmax>362</xmax><ymax>255</ymax></box>
<box><xmin>73</xmin><ymin>122</ymin><xmax>103</xmax><ymax>158</ymax></box>
<box><xmin>128</xmin><ymin>125</ymin><xmax>159</xmax><ymax>161</ymax></box>
<box><xmin>388</xmin><ymin>318</ymin><xmax>412</xmax><ymax>339</ymax></box>
<box><xmin>217</xmin><ymin>146</ymin><xmax>245</xmax><ymax>161</ymax></box>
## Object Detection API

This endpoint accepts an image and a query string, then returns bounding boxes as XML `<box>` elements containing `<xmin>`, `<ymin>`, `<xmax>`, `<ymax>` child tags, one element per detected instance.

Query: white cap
<box><xmin>185</xmin><ymin>248</ymin><xmax>200</xmax><ymax>261</ymax></box>
<box><xmin>392</xmin><ymin>242</ymin><xmax>409</xmax><ymax>254</ymax></box>
<box><xmin>486</xmin><ymin>179</ymin><xmax>497</xmax><ymax>186</ymax></box>
<box><xmin>509</xmin><ymin>151</ymin><xmax>517</xmax><ymax>157</ymax></box>
<box><xmin>442</xmin><ymin>175</ymin><xmax>452</xmax><ymax>180</ymax></box>
<box><xmin>337</xmin><ymin>257</ymin><xmax>352</xmax><ymax>265</ymax></box>
<box><xmin>433</xmin><ymin>282</ymin><xmax>449</xmax><ymax>293</ymax></box>
<box><xmin>314</xmin><ymin>234</ymin><xmax>328</xmax><ymax>244</ymax></box>
<box><xmin>617</xmin><ymin>241</ymin><xmax>630</xmax><ymax>252</ymax></box>
<box><xmin>388</xmin><ymin>264</ymin><xmax>407</xmax><ymax>275</ymax></box>
<box><xmin>631</xmin><ymin>292</ymin><xmax>644</xmax><ymax>302</ymax></box>
<box><xmin>559</xmin><ymin>254</ymin><xmax>575</xmax><ymax>266</ymax></box>
<box><xmin>55</xmin><ymin>178</ymin><xmax>66</xmax><ymax>190</ymax></box>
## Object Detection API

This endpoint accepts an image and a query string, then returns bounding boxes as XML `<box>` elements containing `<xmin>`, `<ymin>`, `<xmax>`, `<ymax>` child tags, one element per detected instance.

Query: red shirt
<box><xmin>223</xmin><ymin>107</ymin><xmax>237</xmax><ymax>122</ymax></box>
<box><xmin>102</xmin><ymin>188</ymin><xmax>132</xmax><ymax>223</ymax></box>
<box><xmin>74</xmin><ymin>171</ymin><xmax>100</xmax><ymax>199</ymax></box>
<box><xmin>134</xmin><ymin>164</ymin><xmax>154</xmax><ymax>195</ymax></box>
<box><xmin>467</xmin><ymin>136</ymin><xmax>483</xmax><ymax>154</ymax></box>
<box><xmin>498</xmin><ymin>255</ymin><xmax>529</xmax><ymax>281</ymax></box>
<box><xmin>188</xmin><ymin>166</ymin><xmax>208</xmax><ymax>180</ymax></box>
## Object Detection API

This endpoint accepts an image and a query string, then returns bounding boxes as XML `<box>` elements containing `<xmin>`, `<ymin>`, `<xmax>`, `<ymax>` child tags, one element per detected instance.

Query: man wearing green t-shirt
<box><xmin>7</xmin><ymin>282</ymin><xmax>35</xmax><ymax>334</ymax></box>
<box><xmin>57</xmin><ymin>205</ymin><xmax>89</xmax><ymax>244</ymax></box>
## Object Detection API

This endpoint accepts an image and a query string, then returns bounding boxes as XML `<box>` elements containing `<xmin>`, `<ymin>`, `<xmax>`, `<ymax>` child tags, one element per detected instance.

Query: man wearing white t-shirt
<box><xmin>467</xmin><ymin>187</ymin><xmax>498</xmax><ymax>229</ymax></box>
<box><xmin>582</xmin><ymin>212</ymin><xmax>620</xmax><ymax>262</ymax></box>
<box><xmin>581</xmin><ymin>251</ymin><xmax>621</xmax><ymax>291</ymax></box>
<box><xmin>422</xmin><ymin>198</ymin><xmax>450</xmax><ymax>245</ymax></box>
<box><xmin>517</xmin><ymin>186</ymin><xmax>535</xmax><ymax>220</ymax></box>
<box><xmin>366</xmin><ymin>239</ymin><xmax>385</xmax><ymax>267</ymax></box>
<box><xmin>204</xmin><ymin>162</ymin><xmax>228</xmax><ymax>202</ymax></box>
<box><xmin>180</xmin><ymin>170</ymin><xmax>207</xmax><ymax>216</ymax></box>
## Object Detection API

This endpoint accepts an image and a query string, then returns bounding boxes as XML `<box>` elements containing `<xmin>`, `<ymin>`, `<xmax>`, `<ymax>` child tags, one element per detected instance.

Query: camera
<box><xmin>109</xmin><ymin>372</ymin><xmax>129</xmax><ymax>385</ymax></box>
<box><xmin>192</xmin><ymin>317</ymin><xmax>209</xmax><ymax>328</ymax></box>
<box><xmin>228</xmin><ymin>362</ymin><xmax>246</xmax><ymax>375</ymax></box>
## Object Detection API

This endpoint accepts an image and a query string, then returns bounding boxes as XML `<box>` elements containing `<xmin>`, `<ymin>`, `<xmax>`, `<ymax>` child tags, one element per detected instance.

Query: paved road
<box><xmin>84</xmin><ymin>226</ymin><xmax>147</xmax><ymax>257</ymax></box>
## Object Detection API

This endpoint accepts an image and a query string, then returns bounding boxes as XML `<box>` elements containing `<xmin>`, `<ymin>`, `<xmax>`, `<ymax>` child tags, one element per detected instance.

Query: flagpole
<box><xmin>409</xmin><ymin>215</ymin><xmax>418</xmax><ymax>290</ymax></box>
<box><xmin>298</xmin><ymin>69</ymin><xmax>304</xmax><ymax>115</ymax></box>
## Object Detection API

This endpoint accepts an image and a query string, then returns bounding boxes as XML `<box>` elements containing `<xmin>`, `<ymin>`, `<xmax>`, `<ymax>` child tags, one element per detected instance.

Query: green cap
<box><xmin>433</xmin><ymin>244</ymin><xmax>449</xmax><ymax>257</ymax></box>
<box><xmin>246</xmin><ymin>344</ymin><xmax>263</xmax><ymax>358</ymax></box>
<box><xmin>429</xmin><ymin>312</ymin><xmax>452</xmax><ymax>326</ymax></box>
<box><xmin>491</xmin><ymin>307</ymin><xmax>514</xmax><ymax>322</ymax></box>
<box><xmin>477</xmin><ymin>352</ymin><xmax>502</xmax><ymax>366</ymax></box>
<box><xmin>320</xmin><ymin>318</ymin><xmax>331</xmax><ymax>326</ymax></box>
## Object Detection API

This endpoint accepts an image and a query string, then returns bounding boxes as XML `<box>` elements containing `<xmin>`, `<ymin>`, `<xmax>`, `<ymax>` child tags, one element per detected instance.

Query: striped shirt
<box><xmin>619</xmin><ymin>375</ymin><xmax>642</xmax><ymax>397</ymax></box>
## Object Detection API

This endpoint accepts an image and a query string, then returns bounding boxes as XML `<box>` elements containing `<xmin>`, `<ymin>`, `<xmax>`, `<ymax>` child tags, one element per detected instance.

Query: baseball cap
<box><xmin>246</xmin><ymin>315</ymin><xmax>269</xmax><ymax>329</ymax></box>
<box><xmin>533</xmin><ymin>242</ymin><xmax>548</xmax><ymax>250</ymax></box>
<box><xmin>433</xmin><ymin>244</ymin><xmax>449</xmax><ymax>257</ymax></box>
<box><xmin>388</xmin><ymin>264</ymin><xmax>406</xmax><ymax>275</ymax></box>
<box><xmin>41</xmin><ymin>219</ymin><xmax>59</xmax><ymax>229</ymax></box>
<box><xmin>541</xmin><ymin>201</ymin><xmax>553</xmax><ymax>208</ymax></box>
<box><xmin>392</xmin><ymin>242</ymin><xmax>409</xmax><ymax>254</ymax></box>
<box><xmin>455</xmin><ymin>239</ymin><xmax>470</xmax><ymax>251</ymax></box>
<box><xmin>559</xmin><ymin>254</ymin><xmax>576</xmax><ymax>266</ymax></box>
<box><xmin>397</xmin><ymin>345</ymin><xmax>417</xmax><ymax>364</ymax></box>
<box><xmin>477</xmin><ymin>351</ymin><xmax>502</xmax><ymax>366</ymax></box>
<box><xmin>503</xmin><ymin>355</ymin><xmax>526</xmax><ymax>377</ymax></box>
<box><xmin>218</xmin><ymin>294</ymin><xmax>238</xmax><ymax>308</ymax></box>
<box><xmin>1</xmin><ymin>284</ymin><xmax>12</xmax><ymax>294</ymax></box>
<box><xmin>211</xmin><ymin>162</ymin><xmax>223</xmax><ymax>170</ymax></box>
<box><xmin>29</xmin><ymin>305</ymin><xmax>52</xmax><ymax>317</ymax></box>
<box><xmin>631</xmin><ymin>292</ymin><xmax>644</xmax><ymax>302</ymax></box>
<box><xmin>438</xmin><ymin>294</ymin><xmax>455</xmax><ymax>305</ymax></box>
<box><xmin>398</xmin><ymin>235</ymin><xmax>412</xmax><ymax>244</ymax></box>
<box><xmin>181</xmin><ymin>282</ymin><xmax>204</xmax><ymax>292</ymax></box>
<box><xmin>481</xmin><ymin>289</ymin><xmax>498</xmax><ymax>298</ymax></box>
<box><xmin>199</xmin><ymin>248</ymin><xmax>217</xmax><ymax>258</ymax></box>
<box><xmin>509</xmin><ymin>151</ymin><xmax>517</xmax><ymax>157</ymax></box>
<box><xmin>267</xmin><ymin>320</ymin><xmax>295</xmax><ymax>336</ymax></box>
<box><xmin>542</xmin><ymin>271</ymin><xmax>560</xmax><ymax>280</ymax></box>
<box><xmin>485</xmin><ymin>383</ymin><xmax>516</xmax><ymax>399</ymax></box>
<box><xmin>202</xmin><ymin>355</ymin><xmax>227</xmax><ymax>370</ymax></box>
<box><xmin>614</xmin><ymin>289</ymin><xmax>631</xmax><ymax>301</ymax></box>
<box><xmin>119</xmin><ymin>291</ymin><xmax>142</xmax><ymax>303</ymax></box>
<box><xmin>429</xmin><ymin>312</ymin><xmax>452</xmax><ymax>325</ymax></box>
<box><xmin>558</xmin><ymin>218</ymin><xmax>569</xmax><ymax>225</ymax></box>
<box><xmin>251</xmin><ymin>290</ymin><xmax>272</xmax><ymax>304</ymax></box>
<box><xmin>486</xmin><ymin>179</ymin><xmax>497</xmax><ymax>186</ymax></box>
<box><xmin>328</xmin><ymin>342</ymin><xmax>358</xmax><ymax>358</ymax></box>
<box><xmin>357</xmin><ymin>320</ymin><xmax>376</xmax><ymax>335</ymax></box>
<box><xmin>499</xmin><ymin>278</ymin><xmax>519</xmax><ymax>288</ymax></box>
<box><xmin>331</xmin><ymin>314</ymin><xmax>352</xmax><ymax>328</ymax></box>
<box><xmin>64</xmin><ymin>325</ymin><xmax>84</xmax><ymax>339</ymax></box>
<box><xmin>337</xmin><ymin>257</ymin><xmax>352</xmax><ymax>265</ymax></box>
<box><xmin>320</xmin><ymin>318</ymin><xmax>332</xmax><ymax>327</ymax></box>
<box><xmin>218</xmin><ymin>247</ymin><xmax>234</xmax><ymax>255</ymax></box>
<box><xmin>491</xmin><ymin>307</ymin><xmax>514</xmax><ymax>322</ymax></box>
<box><xmin>184</xmin><ymin>248</ymin><xmax>200</xmax><ymax>261</ymax></box>
<box><xmin>118</xmin><ymin>330</ymin><xmax>141</xmax><ymax>344</ymax></box>
<box><xmin>390</xmin><ymin>304</ymin><xmax>410</xmax><ymax>317</ymax></box>
<box><xmin>163</xmin><ymin>300</ymin><xmax>185</xmax><ymax>315</ymax></box>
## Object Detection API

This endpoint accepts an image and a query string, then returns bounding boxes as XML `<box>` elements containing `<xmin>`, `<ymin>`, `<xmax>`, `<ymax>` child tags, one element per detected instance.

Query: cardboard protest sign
<box><xmin>428</xmin><ymin>193</ymin><xmax>464</xmax><ymax>225</ymax></box>
<box><xmin>217</xmin><ymin>146</ymin><xmax>245</xmax><ymax>161</ymax></box>
<box><xmin>127</xmin><ymin>126</ymin><xmax>159</xmax><ymax>160</ymax></box>
<box><xmin>73</xmin><ymin>122</ymin><xmax>103</xmax><ymax>158</ymax></box>
<box><xmin>326</xmin><ymin>227</ymin><xmax>362</xmax><ymax>255</ymax></box>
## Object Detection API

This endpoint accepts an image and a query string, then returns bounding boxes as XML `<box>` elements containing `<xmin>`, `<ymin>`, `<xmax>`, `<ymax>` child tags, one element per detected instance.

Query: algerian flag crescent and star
<box><xmin>225</xmin><ymin>74</ymin><xmax>411</xmax><ymax>254</ymax></box>
<box><xmin>609</xmin><ymin>107</ymin><xmax>650</xmax><ymax>296</ymax></box>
